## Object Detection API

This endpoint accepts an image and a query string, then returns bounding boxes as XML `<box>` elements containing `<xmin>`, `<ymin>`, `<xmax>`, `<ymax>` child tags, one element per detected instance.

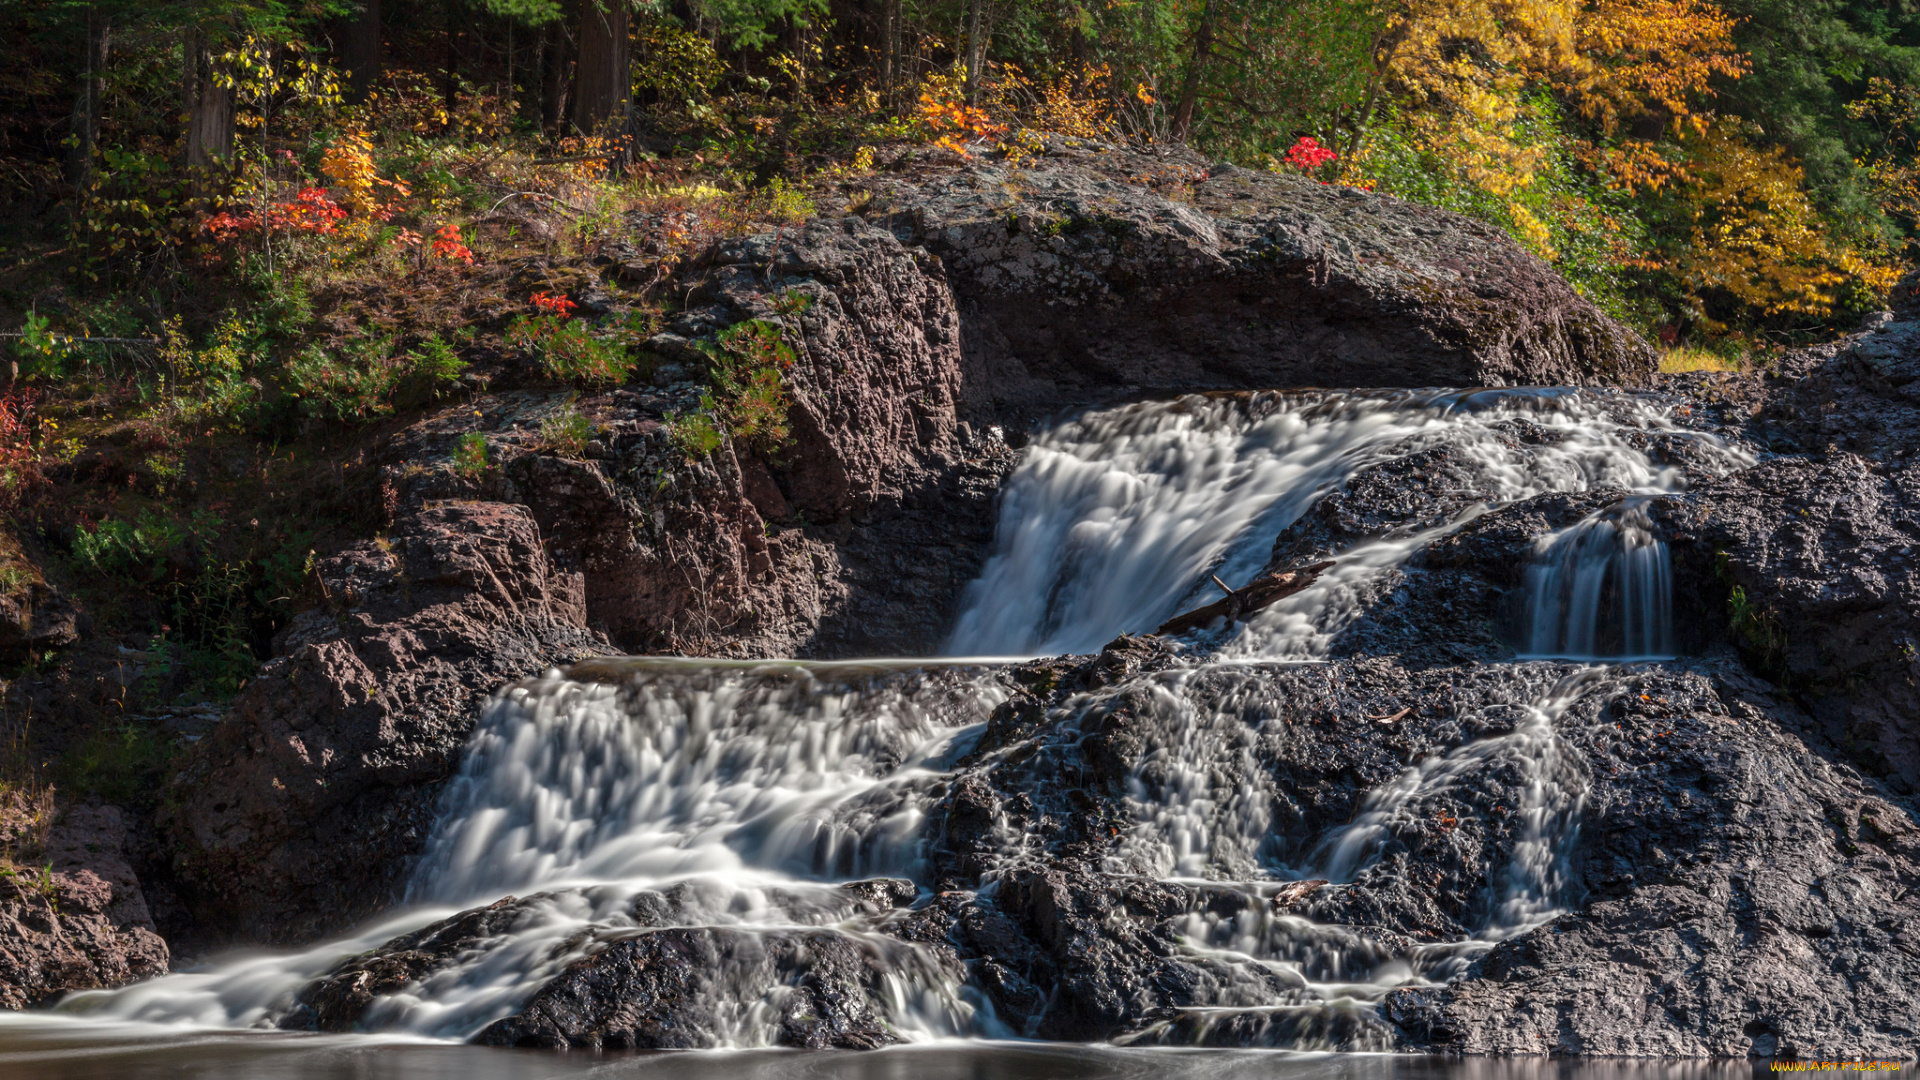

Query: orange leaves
<box><xmin>319</xmin><ymin>129</ymin><xmax>408</xmax><ymax>222</ymax></box>
<box><xmin>428</xmin><ymin>224</ymin><xmax>474</xmax><ymax>266</ymax></box>
<box><xmin>530</xmin><ymin>292</ymin><xmax>578</xmax><ymax>317</ymax></box>
<box><xmin>383</xmin><ymin>224</ymin><xmax>472</xmax><ymax>271</ymax></box>
<box><xmin>917</xmin><ymin>80</ymin><xmax>1007</xmax><ymax>157</ymax></box>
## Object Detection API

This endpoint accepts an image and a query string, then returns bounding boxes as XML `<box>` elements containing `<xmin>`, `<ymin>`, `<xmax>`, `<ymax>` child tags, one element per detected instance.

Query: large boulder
<box><xmin>158</xmin><ymin>502</ymin><xmax>609</xmax><ymax>948</ymax></box>
<box><xmin>862</xmin><ymin>143</ymin><xmax>1654</xmax><ymax>416</ymax></box>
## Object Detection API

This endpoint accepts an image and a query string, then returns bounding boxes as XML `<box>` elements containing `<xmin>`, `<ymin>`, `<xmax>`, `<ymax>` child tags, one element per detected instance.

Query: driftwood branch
<box><xmin>1269</xmin><ymin>878</ymin><xmax>1327</xmax><ymax>912</ymax></box>
<box><xmin>1155</xmin><ymin>561</ymin><xmax>1335</xmax><ymax>637</ymax></box>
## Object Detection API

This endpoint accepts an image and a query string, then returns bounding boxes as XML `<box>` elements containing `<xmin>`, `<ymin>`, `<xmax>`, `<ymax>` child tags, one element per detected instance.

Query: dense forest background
<box><xmin>0</xmin><ymin>0</ymin><xmax>1918</xmax><ymax>812</ymax></box>
<box><xmin>7</xmin><ymin>0</ymin><xmax>1920</xmax><ymax>351</ymax></box>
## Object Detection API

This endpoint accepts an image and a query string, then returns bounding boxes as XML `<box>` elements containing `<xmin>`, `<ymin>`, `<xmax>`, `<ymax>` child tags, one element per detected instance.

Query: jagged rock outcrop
<box><xmin>0</xmin><ymin>803</ymin><xmax>168</xmax><ymax>1007</ymax></box>
<box><xmin>1636</xmin><ymin>307</ymin><xmax>1920</xmax><ymax>794</ymax></box>
<box><xmin>159</xmin><ymin>502</ymin><xmax>610</xmax><ymax>948</ymax></box>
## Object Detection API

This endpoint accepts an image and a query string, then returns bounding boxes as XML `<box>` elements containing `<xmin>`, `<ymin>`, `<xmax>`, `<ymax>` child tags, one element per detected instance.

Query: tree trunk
<box><xmin>184</xmin><ymin>32</ymin><xmax>236</xmax><ymax>169</ymax></box>
<box><xmin>963</xmin><ymin>0</ymin><xmax>986</xmax><ymax>104</ymax></box>
<box><xmin>573</xmin><ymin>0</ymin><xmax>630</xmax><ymax>136</ymax></box>
<box><xmin>68</xmin><ymin>9</ymin><xmax>112</xmax><ymax>185</ymax></box>
<box><xmin>340</xmin><ymin>0</ymin><xmax>382</xmax><ymax>103</ymax></box>
<box><xmin>443</xmin><ymin>0</ymin><xmax>460</xmax><ymax>116</ymax></box>
<box><xmin>1169</xmin><ymin>0</ymin><xmax>1216</xmax><ymax>143</ymax></box>
<box><xmin>541</xmin><ymin>20</ymin><xmax>570</xmax><ymax>132</ymax></box>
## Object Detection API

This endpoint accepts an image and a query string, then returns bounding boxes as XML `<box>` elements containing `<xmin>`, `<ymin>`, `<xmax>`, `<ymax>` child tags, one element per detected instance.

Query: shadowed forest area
<box><xmin>0</xmin><ymin>0</ymin><xmax>1917</xmax><ymax>832</ymax></box>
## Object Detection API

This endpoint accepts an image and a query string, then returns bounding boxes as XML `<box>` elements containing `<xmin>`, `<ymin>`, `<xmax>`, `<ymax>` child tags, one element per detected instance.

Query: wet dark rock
<box><xmin>474</xmin><ymin>928</ymin><xmax>902</xmax><ymax>1050</ymax></box>
<box><xmin>914</xmin><ymin>646</ymin><xmax>1920</xmax><ymax>1057</ymax></box>
<box><xmin>280</xmin><ymin>894</ymin><xmax>535</xmax><ymax>1032</ymax></box>
<box><xmin>159</xmin><ymin>503</ymin><xmax>611</xmax><ymax>949</ymax></box>
<box><xmin>1646</xmin><ymin>309</ymin><xmax>1920</xmax><ymax>793</ymax></box>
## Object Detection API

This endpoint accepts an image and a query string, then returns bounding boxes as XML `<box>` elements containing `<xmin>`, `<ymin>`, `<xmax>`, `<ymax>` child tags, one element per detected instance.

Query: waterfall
<box><xmin>36</xmin><ymin>387</ymin><xmax>1756</xmax><ymax>1051</ymax></box>
<box><xmin>1519</xmin><ymin>499</ymin><xmax>1674</xmax><ymax>661</ymax></box>
<box><xmin>56</xmin><ymin>661</ymin><xmax>1005</xmax><ymax>1042</ymax></box>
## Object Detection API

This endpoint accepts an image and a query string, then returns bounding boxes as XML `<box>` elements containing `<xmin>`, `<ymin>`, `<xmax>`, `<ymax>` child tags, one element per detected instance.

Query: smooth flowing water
<box><xmin>5</xmin><ymin>388</ymin><xmax>1758</xmax><ymax>1062</ymax></box>
<box><xmin>1518</xmin><ymin>498</ymin><xmax>1674</xmax><ymax>660</ymax></box>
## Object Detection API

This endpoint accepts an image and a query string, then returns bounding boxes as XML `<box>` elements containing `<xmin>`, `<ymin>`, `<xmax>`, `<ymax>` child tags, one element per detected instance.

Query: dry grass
<box><xmin>0</xmin><ymin>781</ymin><xmax>55</xmax><ymax>868</ymax></box>
<box><xmin>1659</xmin><ymin>347</ymin><xmax>1745</xmax><ymax>374</ymax></box>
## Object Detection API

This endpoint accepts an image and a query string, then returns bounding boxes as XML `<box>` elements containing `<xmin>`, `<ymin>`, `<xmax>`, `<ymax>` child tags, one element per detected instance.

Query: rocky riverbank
<box><xmin>2</xmin><ymin>142</ymin><xmax>1914</xmax><ymax>1060</ymax></box>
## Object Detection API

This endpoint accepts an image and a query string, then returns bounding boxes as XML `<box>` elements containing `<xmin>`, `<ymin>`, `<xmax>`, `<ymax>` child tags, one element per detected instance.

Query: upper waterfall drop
<box><xmin>948</xmin><ymin>389</ymin><xmax>1750</xmax><ymax>661</ymax></box>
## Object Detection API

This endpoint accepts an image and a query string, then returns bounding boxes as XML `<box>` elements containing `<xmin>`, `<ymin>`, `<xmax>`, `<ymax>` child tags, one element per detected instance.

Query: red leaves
<box><xmin>201</xmin><ymin>187</ymin><xmax>348</xmax><ymax>239</ymax></box>
<box><xmin>1285</xmin><ymin>136</ymin><xmax>1340</xmax><ymax>172</ymax></box>
<box><xmin>0</xmin><ymin>388</ymin><xmax>42</xmax><ymax>509</ymax></box>
<box><xmin>530</xmin><ymin>291</ymin><xmax>578</xmax><ymax>317</ymax></box>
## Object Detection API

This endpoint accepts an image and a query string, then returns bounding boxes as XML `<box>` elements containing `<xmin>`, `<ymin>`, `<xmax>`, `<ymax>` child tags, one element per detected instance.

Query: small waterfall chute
<box><xmin>1518</xmin><ymin>499</ymin><xmax>1674</xmax><ymax>661</ymax></box>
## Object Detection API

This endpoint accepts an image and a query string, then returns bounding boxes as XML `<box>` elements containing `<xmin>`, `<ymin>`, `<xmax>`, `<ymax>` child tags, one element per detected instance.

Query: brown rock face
<box><xmin>0</xmin><ymin>803</ymin><xmax>168</xmax><ymax>1008</ymax></box>
<box><xmin>863</xmin><ymin>148</ymin><xmax>1654</xmax><ymax>419</ymax></box>
<box><xmin>158</xmin><ymin>503</ymin><xmax>610</xmax><ymax>947</ymax></box>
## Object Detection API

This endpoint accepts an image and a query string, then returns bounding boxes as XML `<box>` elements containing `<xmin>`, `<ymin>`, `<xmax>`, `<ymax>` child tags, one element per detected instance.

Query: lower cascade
<box><xmin>36</xmin><ymin>387</ymin><xmax>1796</xmax><ymax>1051</ymax></box>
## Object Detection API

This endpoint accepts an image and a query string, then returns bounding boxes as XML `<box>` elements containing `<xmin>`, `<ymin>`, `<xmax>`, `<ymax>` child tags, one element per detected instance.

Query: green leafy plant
<box><xmin>667</xmin><ymin>407</ymin><xmax>725</xmax><ymax>457</ymax></box>
<box><xmin>71</xmin><ymin>511</ymin><xmax>188</xmax><ymax>583</ymax></box>
<box><xmin>704</xmin><ymin>320</ymin><xmax>797</xmax><ymax>450</ymax></box>
<box><xmin>286</xmin><ymin>330</ymin><xmax>466</xmax><ymax>423</ymax></box>
<box><xmin>506</xmin><ymin>314</ymin><xmax>636</xmax><ymax>385</ymax></box>
<box><xmin>535</xmin><ymin>403</ymin><xmax>594</xmax><ymax>458</ymax></box>
<box><xmin>770</xmin><ymin>287</ymin><xmax>814</xmax><ymax>316</ymax></box>
<box><xmin>452</xmin><ymin>432</ymin><xmax>490</xmax><ymax>477</ymax></box>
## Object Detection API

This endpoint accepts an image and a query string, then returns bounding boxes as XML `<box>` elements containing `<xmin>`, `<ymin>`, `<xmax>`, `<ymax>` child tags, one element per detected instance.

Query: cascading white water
<box><xmin>1519</xmin><ymin>499</ymin><xmax>1674</xmax><ymax>660</ymax></box>
<box><xmin>32</xmin><ymin>386</ymin><xmax>1757</xmax><ymax>1053</ymax></box>
<box><xmin>55</xmin><ymin>661</ymin><xmax>1006</xmax><ymax>1043</ymax></box>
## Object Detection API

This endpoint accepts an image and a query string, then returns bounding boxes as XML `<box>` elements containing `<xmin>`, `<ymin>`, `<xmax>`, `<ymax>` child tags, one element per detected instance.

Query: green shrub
<box><xmin>536</xmin><ymin>404</ymin><xmax>594</xmax><ymax>458</ymax></box>
<box><xmin>704</xmin><ymin>319</ymin><xmax>796</xmax><ymax>451</ymax></box>
<box><xmin>286</xmin><ymin>331</ymin><xmax>467</xmax><ymax>422</ymax></box>
<box><xmin>71</xmin><ymin>511</ymin><xmax>188</xmax><ymax>582</ymax></box>
<box><xmin>668</xmin><ymin>405</ymin><xmax>725</xmax><ymax>458</ymax></box>
<box><xmin>452</xmin><ymin>431</ymin><xmax>490</xmax><ymax>477</ymax></box>
<box><xmin>506</xmin><ymin>314</ymin><xmax>636</xmax><ymax>385</ymax></box>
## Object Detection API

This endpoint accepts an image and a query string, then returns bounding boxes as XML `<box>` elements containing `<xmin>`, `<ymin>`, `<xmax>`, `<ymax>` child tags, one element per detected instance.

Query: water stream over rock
<box><xmin>24</xmin><ymin>388</ymin><xmax>1770</xmax><ymax>1052</ymax></box>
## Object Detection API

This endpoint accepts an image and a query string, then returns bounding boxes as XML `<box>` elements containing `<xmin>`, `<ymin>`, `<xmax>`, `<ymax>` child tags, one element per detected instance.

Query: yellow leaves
<box><xmin>1508</xmin><ymin>201</ymin><xmax>1557</xmax><ymax>258</ymax></box>
<box><xmin>1653</xmin><ymin>125</ymin><xmax>1895</xmax><ymax>321</ymax></box>
<box><xmin>1570</xmin><ymin>0</ymin><xmax>1746</xmax><ymax>135</ymax></box>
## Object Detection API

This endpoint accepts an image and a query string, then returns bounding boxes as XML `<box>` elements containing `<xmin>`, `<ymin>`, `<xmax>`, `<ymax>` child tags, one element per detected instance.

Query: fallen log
<box><xmin>1269</xmin><ymin>878</ymin><xmax>1328</xmax><ymax>913</ymax></box>
<box><xmin>1154</xmin><ymin>561</ymin><xmax>1335</xmax><ymax>637</ymax></box>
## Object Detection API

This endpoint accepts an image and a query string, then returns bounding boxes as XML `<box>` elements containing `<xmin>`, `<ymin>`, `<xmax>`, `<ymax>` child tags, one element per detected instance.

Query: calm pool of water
<box><xmin>0</xmin><ymin>1019</ymin><xmax>1771</xmax><ymax>1080</ymax></box>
